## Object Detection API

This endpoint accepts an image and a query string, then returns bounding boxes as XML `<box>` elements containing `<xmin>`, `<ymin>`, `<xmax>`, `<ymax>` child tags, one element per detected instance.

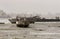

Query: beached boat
<box><xmin>16</xmin><ymin>17</ymin><xmax>30</xmax><ymax>27</ymax></box>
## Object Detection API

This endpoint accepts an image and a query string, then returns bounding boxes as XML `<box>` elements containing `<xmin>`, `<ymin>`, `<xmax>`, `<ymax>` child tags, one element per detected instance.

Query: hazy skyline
<box><xmin>0</xmin><ymin>0</ymin><xmax>60</xmax><ymax>18</ymax></box>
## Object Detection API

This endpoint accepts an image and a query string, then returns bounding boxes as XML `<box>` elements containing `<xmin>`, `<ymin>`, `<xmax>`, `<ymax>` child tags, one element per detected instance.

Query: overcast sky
<box><xmin>0</xmin><ymin>0</ymin><xmax>60</xmax><ymax>18</ymax></box>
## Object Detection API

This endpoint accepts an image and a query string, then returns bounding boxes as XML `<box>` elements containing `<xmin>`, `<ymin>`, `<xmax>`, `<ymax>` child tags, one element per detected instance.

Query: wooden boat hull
<box><xmin>16</xmin><ymin>24</ymin><xmax>29</xmax><ymax>27</ymax></box>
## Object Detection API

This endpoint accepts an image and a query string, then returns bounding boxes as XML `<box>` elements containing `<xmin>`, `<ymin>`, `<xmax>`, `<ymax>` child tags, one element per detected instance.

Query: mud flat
<box><xmin>0</xmin><ymin>22</ymin><xmax>60</xmax><ymax>39</ymax></box>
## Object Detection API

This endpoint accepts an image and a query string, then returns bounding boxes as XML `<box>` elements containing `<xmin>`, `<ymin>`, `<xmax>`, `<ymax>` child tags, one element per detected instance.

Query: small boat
<box><xmin>16</xmin><ymin>17</ymin><xmax>30</xmax><ymax>27</ymax></box>
<box><xmin>9</xmin><ymin>18</ymin><xmax>16</xmax><ymax>24</ymax></box>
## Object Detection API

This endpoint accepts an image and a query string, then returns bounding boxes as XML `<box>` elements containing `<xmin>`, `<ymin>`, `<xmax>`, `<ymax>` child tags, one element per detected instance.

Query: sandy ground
<box><xmin>0</xmin><ymin>22</ymin><xmax>60</xmax><ymax>39</ymax></box>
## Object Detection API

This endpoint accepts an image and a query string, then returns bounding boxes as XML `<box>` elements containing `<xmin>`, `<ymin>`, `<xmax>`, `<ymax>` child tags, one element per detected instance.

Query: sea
<box><xmin>0</xmin><ymin>18</ymin><xmax>60</xmax><ymax>39</ymax></box>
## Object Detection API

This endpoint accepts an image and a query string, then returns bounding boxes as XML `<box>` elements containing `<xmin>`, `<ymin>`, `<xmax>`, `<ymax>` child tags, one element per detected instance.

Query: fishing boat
<box><xmin>16</xmin><ymin>17</ymin><xmax>30</xmax><ymax>27</ymax></box>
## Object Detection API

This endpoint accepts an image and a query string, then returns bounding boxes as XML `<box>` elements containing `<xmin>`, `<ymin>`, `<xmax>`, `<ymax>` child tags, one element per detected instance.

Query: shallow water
<box><xmin>0</xmin><ymin>22</ymin><xmax>60</xmax><ymax>39</ymax></box>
